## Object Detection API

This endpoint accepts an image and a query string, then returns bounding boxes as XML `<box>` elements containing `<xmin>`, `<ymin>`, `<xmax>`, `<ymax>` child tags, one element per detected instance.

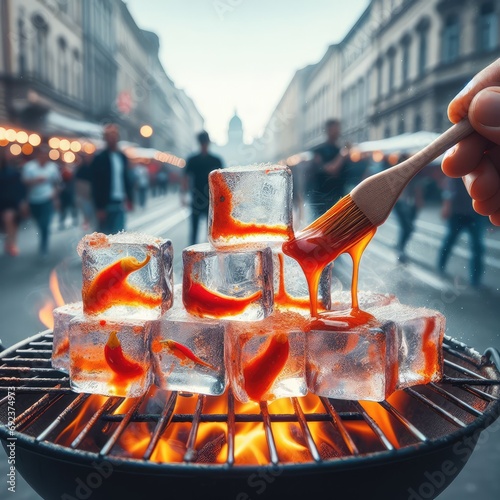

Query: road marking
<box><xmin>137</xmin><ymin>208</ymin><xmax>190</xmax><ymax>237</ymax></box>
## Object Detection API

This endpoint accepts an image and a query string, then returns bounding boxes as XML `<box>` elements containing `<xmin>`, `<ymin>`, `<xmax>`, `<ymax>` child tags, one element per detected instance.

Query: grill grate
<box><xmin>0</xmin><ymin>331</ymin><xmax>499</xmax><ymax>467</ymax></box>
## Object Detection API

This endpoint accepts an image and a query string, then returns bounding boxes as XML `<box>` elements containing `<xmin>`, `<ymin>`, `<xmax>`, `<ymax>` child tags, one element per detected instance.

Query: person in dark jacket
<box><xmin>89</xmin><ymin>124</ymin><xmax>133</xmax><ymax>234</ymax></box>
<box><xmin>0</xmin><ymin>148</ymin><xmax>26</xmax><ymax>256</ymax></box>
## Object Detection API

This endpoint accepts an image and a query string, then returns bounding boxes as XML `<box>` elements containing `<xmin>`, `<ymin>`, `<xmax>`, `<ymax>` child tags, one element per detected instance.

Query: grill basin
<box><xmin>0</xmin><ymin>331</ymin><xmax>499</xmax><ymax>500</ymax></box>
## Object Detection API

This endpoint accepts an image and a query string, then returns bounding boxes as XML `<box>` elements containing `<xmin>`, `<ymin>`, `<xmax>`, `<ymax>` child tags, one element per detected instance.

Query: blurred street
<box><xmin>0</xmin><ymin>195</ymin><xmax>499</xmax><ymax>500</ymax></box>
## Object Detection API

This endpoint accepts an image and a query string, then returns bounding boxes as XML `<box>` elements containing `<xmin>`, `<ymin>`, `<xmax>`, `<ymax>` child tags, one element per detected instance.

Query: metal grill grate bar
<box><xmin>226</xmin><ymin>389</ymin><xmax>235</xmax><ymax>466</ymax></box>
<box><xmin>183</xmin><ymin>394</ymin><xmax>205</xmax><ymax>463</ymax></box>
<box><xmin>351</xmin><ymin>401</ymin><xmax>394</xmax><ymax>451</ymax></box>
<box><xmin>259</xmin><ymin>401</ymin><xmax>279</xmax><ymax>465</ymax></box>
<box><xmin>444</xmin><ymin>359</ymin><xmax>489</xmax><ymax>380</ymax></box>
<box><xmin>404</xmin><ymin>388</ymin><xmax>466</xmax><ymax>428</ymax></box>
<box><xmin>143</xmin><ymin>391</ymin><xmax>178</xmax><ymax>461</ymax></box>
<box><xmin>99</xmin><ymin>395</ymin><xmax>147</xmax><ymax>457</ymax></box>
<box><xmin>292</xmin><ymin>397</ymin><xmax>321</xmax><ymax>462</ymax></box>
<box><xmin>428</xmin><ymin>383</ymin><xmax>484</xmax><ymax>417</ymax></box>
<box><xmin>14</xmin><ymin>389</ymin><xmax>63</xmax><ymax>431</ymax></box>
<box><xmin>71</xmin><ymin>397</ymin><xmax>123</xmax><ymax>449</ymax></box>
<box><xmin>36</xmin><ymin>393</ymin><xmax>90</xmax><ymax>442</ymax></box>
<box><xmin>321</xmin><ymin>397</ymin><xmax>360</xmax><ymax>455</ymax></box>
<box><xmin>378</xmin><ymin>401</ymin><xmax>428</xmax><ymax>442</ymax></box>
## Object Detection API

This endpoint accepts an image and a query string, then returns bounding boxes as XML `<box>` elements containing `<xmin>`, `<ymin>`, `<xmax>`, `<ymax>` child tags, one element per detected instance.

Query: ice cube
<box><xmin>273</xmin><ymin>249</ymin><xmax>332</xmax><ymax>313</ymax></box>
<box><xmin>208</xmin><ymin>164</ymin><xmax>293</xmax><ymax>248</ymax></box>
<box><xmin>330</xmin><ymin>290</ymin><xmax>397</xmax><ymax>311</ymax></box>
<box><xmin>77</xmin><ymin>232</ymin><xmax>173</xmax><ymax>320</ymax></box>
<box><xmin>51</xmin><ymin>302</ymin><xmax>83</xmax><ymax>372</ymax></box>
<box><xmin>152</xmin><ymin>303</ymin><xmax>226</xmax><ymax>396</ymax></box>
<box><xmin>69</xmin><ymin>316</ymin><xmax>154</xmax><ymax>397</ymax></box>
<box><xmin>225</xmin><ymin>310</ymin><xmax>308</xmax><ymax>403</ymax></box>
<box><xmin>306</xmin><ymin>313</ymin><xmax>398</xmax><ymax>401</ymax></box>
<box><xmin>182</xmin><ymin>242</ymin><xmax>274</xmax><ymax>321</ymax></box>
<box><xmin>368</xmin><ymin>303</ymin><xmax>445</xmax><ymax>389</ymax></box>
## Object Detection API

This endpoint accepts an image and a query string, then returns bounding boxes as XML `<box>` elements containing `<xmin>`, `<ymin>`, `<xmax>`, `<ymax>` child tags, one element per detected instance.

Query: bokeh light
<box><xmin>140</xmin><ymin>125</ymin><xmax>153</xmax><ymax>138</ymax></box>
<box><xmin>49</xmin><ymin>149</ymin><xmax>60</xmax><ymax>161</ymax></box>
<box><xmin>29</xmin><ymin>133</ymin><xmax>41</xmax><ymax>146</ymax></box>
<box><xmin>63</xmin><ymin>151</ymin><xmax>76</xmax><ymax>163</ymax></box>
<box><xmin>70</xmin><ymin>141</ymin><xmax>82</xmax><ymax>152</ymax></box>
<box><xmin>16</xmin><ymin>131</ymin><xmax>28</xmax><ymax>144</ymax></box>
<box><xmin>9</xmin><ymin>144</ymin><xmax>22</xmax><ymax>155</ymax></box>
<box><xmin>48</xmin><ymin>137</ymin><xmax>60</xmax><ymax>149</ymax></box>
<box><xmin>21</xmin><ymin>144</ymin><xmax>34</xmax><ymax>155</ymax></box>
<box><xmin>59</xmin><ymin>139</ymin><xmax>71</xmax><ymax>151</ymax></box>
<box><xmin>5</xmin><ymin>129</ymin><xmax>16</xmax><ymax>142</ymax></box>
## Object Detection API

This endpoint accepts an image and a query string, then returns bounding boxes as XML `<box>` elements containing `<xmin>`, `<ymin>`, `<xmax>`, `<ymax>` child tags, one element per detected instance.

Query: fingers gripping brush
<box><xmin>282</xmin><ymin>118</ymin><xmax>474</xmax><ymax>308</ymax></box>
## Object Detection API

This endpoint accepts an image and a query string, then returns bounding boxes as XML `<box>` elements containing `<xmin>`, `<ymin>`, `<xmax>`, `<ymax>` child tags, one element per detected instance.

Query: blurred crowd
<box><xmin>0</xmin><ymin>129</ymin><xmax>175</xmax><ymax>260</ymax></box>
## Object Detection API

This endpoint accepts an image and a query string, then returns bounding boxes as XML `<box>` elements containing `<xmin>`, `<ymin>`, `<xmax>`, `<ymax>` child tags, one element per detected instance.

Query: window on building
<box><xmin>388</xmin><ymin>49</ymin><xmax>396</xmax><ymax>93</ymax></box>
<box><xmin>73</xmin><ymin>49</ymin><xmax>81</xmax><ymax>99</ymax></box>
<box><xmin>401</xmin><ymin>36</ymin><xmax>411</xmax><ymax>85</ymax></box>
<box><xmin>414</xmin><ymin>114</ymin><xmax>423</xmax><ymax>132</ymax></box>
<box><xmin>398</xmin><ymin>118</ymin><xmax>405</xmax><ymax>135</ymax></box>
<box><xmin>418</xmin><ymin>29</ymin><xmax>427</xmax><ymax>77</ymax></box>
<box><xmin>377</xmin><ymin>60</ymin><xmax>383</xmax><ymax>98</ymax></box>
<box><xmin>442</xmin><ymin>14</ymin><xmax>460</xmax><ymax>64</ymax></box>
<box><xmin>32</xmin><ymin>14</ymin><xmax>49</xmax><ymax>81</ymax></box>
<box><xmin>17</xmin><ymin>14</ymin><xmax>26</xmax><ymax>75</ymax></box>
<box><xmin>58</xmin><ymin>37</ymin><xmax>68</xmax><ymax>95</ymax></box>
<box><xmin>478</xmin><ymin>3</ymin><xmax>498</xmax><ymax>52</ymax></box>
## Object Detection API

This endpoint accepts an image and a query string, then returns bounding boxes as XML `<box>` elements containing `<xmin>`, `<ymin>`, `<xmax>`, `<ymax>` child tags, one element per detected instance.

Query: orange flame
<box><xmin>38</xmin><ymin>269</ymin><xmax>66</xmax><ymax>329</ymax></box>
<box><xmin>54</xmin><ymin>388</ymin><xmax>407</xmax><ymax>465</ymax></box>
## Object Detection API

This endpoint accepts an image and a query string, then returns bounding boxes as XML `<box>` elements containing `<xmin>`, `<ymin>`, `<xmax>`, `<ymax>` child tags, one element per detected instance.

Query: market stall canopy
<box><xmin>44</xmin><ymin>111</ymin><xmax>103</xmax><ymax>139</ymax></box>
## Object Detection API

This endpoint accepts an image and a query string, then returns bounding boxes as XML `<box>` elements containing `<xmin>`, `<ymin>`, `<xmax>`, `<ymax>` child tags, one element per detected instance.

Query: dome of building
<box><xmin>228</xmin><ymin>110</ymin><xmax>243</xmax><ymax>131</ymax></box>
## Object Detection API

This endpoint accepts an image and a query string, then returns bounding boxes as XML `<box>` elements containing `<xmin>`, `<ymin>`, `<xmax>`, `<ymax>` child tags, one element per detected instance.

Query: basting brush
<box><xmin>283</xmin><ymin>118</ymin><xmax>475</xmax><ymax>271</ymax></box>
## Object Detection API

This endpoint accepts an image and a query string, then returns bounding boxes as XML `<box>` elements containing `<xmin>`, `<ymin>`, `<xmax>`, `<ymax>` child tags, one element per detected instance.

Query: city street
<box><xmin>0</xmin><ymin>192</ymin><xmax>499</xmax><ymax>499</ymax></box>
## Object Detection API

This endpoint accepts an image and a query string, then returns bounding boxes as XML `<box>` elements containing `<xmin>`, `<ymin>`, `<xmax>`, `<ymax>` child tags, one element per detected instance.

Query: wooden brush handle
<box><xmin>351</xmin><ymin>118</ymin><xmax>474</xmax><ymax>226</ymax></box>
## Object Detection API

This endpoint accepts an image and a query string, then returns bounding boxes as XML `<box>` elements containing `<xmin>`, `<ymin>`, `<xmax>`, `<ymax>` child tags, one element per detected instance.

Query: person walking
<box><xmin>182</xmin><ymin>131</ymin><xmax>223</xmax><ymax>246</ymax></box>
<box><xmin>437</xmin><ymin>176</ymin><xmax>485</xmax><ymax>287</ymax></box>
<box><xmin>22</xmin><ymin>144</ymin><xmax>61</xmax><ymax>258</ymax></box>
<box><xmin>0</xmin><ymin>148</ymin><xmax>27</xmax><ymax>256</ymax></box>
<box><xmin>133</xmin><ymin>161</ymin><xmax>150</xmax><ymax>209</ymax></box>
<box><xmin>306</xmin><ymin>119</ymin><xmax>351</xmax><ymax>221</ymax></box>
<box><xmin>89</xmin><ymin>124</ymin><xmax>134</xmax><ymax>234</ymax></box>
<box><xmin>58</xmin><ymin>159</ymin><xmax>78</xmax><ymax>229</ymax></box>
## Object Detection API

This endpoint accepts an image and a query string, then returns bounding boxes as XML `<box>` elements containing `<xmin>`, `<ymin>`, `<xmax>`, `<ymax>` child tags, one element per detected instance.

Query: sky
<box><xmin>125</xmin><ymin>0</ymin><xmax>369</xmax><ymax>145</ymax></box>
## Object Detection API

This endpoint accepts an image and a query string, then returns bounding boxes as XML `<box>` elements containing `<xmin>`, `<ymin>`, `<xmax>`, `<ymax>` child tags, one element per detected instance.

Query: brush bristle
<box><xmin>298</xmin><ymin>194</ymin><xmax>374</xmax><ymax>248</ymax></box>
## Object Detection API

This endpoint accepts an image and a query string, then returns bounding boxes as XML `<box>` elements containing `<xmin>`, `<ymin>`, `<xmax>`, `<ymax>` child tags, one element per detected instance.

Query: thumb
<box><xmin>469</xmin><ymin>87</ymin><xmax>500</xmax><ymax>146</ymax></box>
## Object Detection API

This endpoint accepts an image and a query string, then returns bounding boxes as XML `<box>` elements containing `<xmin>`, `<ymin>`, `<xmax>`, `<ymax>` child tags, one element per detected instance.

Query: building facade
<box><xmin>256</xmin><ymin>0</ymin><xmax>500</xmax><ymax>162</ymax></box>
<box><xmin>0</xmin><ymin>0</ymin><xmax>203</xmax><ymax>158</ymax></box>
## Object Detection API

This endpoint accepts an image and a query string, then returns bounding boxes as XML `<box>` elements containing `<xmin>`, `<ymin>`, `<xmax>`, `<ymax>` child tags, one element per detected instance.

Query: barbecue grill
<box><xmin>0</xmin><ymin>330</ymin><xmax>499</xmax><ymax>500</ymax></box>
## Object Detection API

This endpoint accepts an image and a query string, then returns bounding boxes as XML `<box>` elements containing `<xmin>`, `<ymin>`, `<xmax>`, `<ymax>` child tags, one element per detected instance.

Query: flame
<box><xmin>38</xmin><ymin>270</ymin><xmax>66</xmax><ymax>329</ymax></box>
<box><xmin>53</xmin><ymin>388</ymin><xmax>409</xmax><ymax>464</ymax></box>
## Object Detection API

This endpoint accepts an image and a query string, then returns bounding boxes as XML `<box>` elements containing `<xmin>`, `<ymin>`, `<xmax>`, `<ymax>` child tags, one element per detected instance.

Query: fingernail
<box><xmin>455</xmin><ymin>79</ymin><xmax>474</xmax><ymax>100</ymax></box>
<box><xmin>475</xmin><ymin>89</ymin><xmax>500</xmax><ymax>127</ymax></box>
<box><xmin>443</xmin><ymin>145</ymin><xmax>457</xmax><ymax>160</ymax></box>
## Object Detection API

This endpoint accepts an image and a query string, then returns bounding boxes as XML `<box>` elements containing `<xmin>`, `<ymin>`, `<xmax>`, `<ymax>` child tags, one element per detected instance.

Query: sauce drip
<box><xmin>283</xmin><ymin>195</ymin><xmax>376</xmax><ymax>317</ymax></box>
<box><xmin>182</xmin><ymin>280</ymin><xmax>261</xmax><ymax>317</ymax></box>
<box><xmin>210</xmin><ymin>170</ymin><xmax>293</xmax><ymax>241</ymax></box>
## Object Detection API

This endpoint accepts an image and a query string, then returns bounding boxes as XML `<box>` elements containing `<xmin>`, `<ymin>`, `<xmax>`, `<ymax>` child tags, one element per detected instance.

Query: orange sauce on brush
<box><xmin>209</xmin><ymin>170</ymin><xmax>293</xmax><ymax>241</ymax></box>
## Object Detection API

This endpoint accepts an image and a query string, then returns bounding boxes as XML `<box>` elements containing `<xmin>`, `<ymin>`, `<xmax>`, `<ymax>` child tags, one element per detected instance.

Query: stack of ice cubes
<box><xmin>51</xmin><ymin>163</ymin><xmax>445</xmax><ymax>403</ymax></box>
<box><xmin>51</xmin><ymin>232</ymin><xmax>173</xmax><ymax>397</ymax></box>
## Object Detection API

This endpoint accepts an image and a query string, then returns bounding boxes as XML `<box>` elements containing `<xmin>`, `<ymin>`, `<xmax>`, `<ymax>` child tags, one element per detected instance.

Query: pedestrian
<box><xmin>58</xmin><ymin>159</ymin><xmax>78</xmax><ymax>229</ymax></box>
<box><xmin>89</xmin><ymin>124</ymin><xmax>134</xmax><ymax>234</ymax></box>
<box><xmin>182</xmin><ymin>130</ymin><xmax>223</xmax><ymax>246</ymax></box>
<box><xmin>0</xmin><ymin>147</ymin><xmax>27</xmax><ymax>256</ymax></box>
<box><xmin>156</xmin><ymin>166</ymin><xmax>169</xmax><ymax>196</ymax></box>
<box><xmin>74</xmin><ymin>153</ymin><xmax>95</xmax><ymax>231</ymax></box>
<box><xmin>306</xmin><ymin>119</ymin><xmax>351</xmax><ymax>221</ymax></box>
<box><xmin>393</xmin><ymin>154</ymin><xmax>426</xmax><ymax>263</ymax></box>
<box><xmin>437</xmin><ymin>177</ymin><xmax>485</xmax><ymax>287</ymax></box>
<box><xmin>21</xmin><ymin>144</ymin><xmax>61</xmax><ymax>258</ymax></box>
<box><xmin>133</xmin><ymin>161</ymin><xmax>150</xmax><ymax>209</ymax></box>
<box><xmin>441</xmin><ymin>58</ymin><xmax>500</xmax><ymax>225</ymax></box>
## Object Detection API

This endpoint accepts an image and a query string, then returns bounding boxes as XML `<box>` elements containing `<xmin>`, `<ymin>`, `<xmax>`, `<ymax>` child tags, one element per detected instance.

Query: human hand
<box><xmin>442</xmin><ymin>58</ymin><xmax>500</xmax><ymax>225</ymax></box>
